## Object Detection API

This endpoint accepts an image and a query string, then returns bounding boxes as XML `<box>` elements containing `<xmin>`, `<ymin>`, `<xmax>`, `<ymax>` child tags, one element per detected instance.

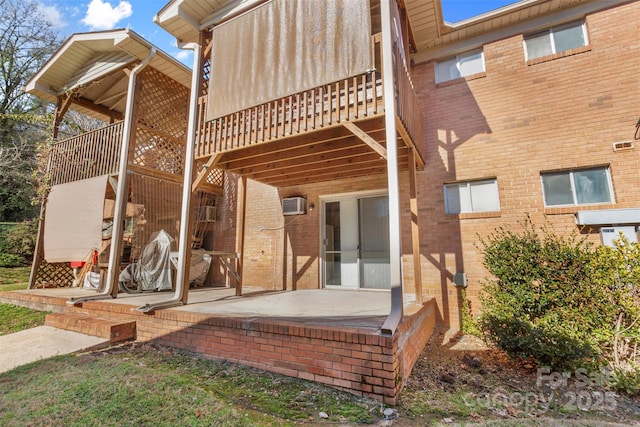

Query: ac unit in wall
<box><xmin>600</xmin><ymin>226</ymin><xmax>638</xmax><ymax>247</ymax></box>
<box><xmin>197</xmin><ymin>206</ymin><xmax>216</xmax><ymax>221</ymax></box>
<box><xmin>282</xmin><ymin>197</ymin><xmax>306</xmax><ymax>215</ymax></box>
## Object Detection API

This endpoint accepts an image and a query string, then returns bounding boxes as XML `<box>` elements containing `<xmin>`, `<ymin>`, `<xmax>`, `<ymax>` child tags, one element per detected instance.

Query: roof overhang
<box><xmin>154</xmin><ymin>0</ymin><xmax>268</xmax><ymax>44</ymax></box>
<box><xmin>24</xmin><ymin>29</ymin><xmax>192</xmax><ymax>121</ymax></box>
<box><xmin>403</xmin><ymin>0</ymin><xmax>634</xmax><ymax>63</ymax></box>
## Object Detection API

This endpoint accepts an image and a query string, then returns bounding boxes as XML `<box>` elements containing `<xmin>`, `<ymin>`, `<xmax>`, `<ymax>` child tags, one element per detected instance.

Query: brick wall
<box><xmin>411</xmin><ymin>1</ymin><xmax>640</xmax><ymax>327</ymax></box>
<box><xmin>213</xmin><ymin>2</ymin><xmax>640</xmax><ymax>332</ymax></box>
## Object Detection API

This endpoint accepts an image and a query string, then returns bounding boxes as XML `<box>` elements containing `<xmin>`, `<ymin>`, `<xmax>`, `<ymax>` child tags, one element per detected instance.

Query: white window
<box><xmin>435</xmin><ymin>49</ymin><xmax>485</xmax><ymax>83</ymax></box>
<box><xmin>524</xmin><ymin>20</ymin><xmax>588</xmax><ymax>61</ymax></box>
<box><xmin>444</xmin><ymin>179</ymin><xmax>500</xmax><ymax>214</ymax></box>
<box><xmin>541</xmin><ymin>167</ymin><xmax>613</xmax><ymax>207</ymax></box>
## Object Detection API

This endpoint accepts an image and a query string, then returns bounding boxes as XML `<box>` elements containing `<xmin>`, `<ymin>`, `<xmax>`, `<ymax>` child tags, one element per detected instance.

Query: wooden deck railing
<box><xmin>49</xmin><ymin>122</ymin><xmax>124</xmax><ymax>186</ymax></box>
<box><xmin>195</xmin><ymin>34</ymin><xmax>425</xmax><ymax>164</ymax></box>
<box><xmin>394</xmin><ymin>43</ymin><xmax>425</xmax><ymax>163</ymax></box>
<box><xmin>195</xmin><ymin>70</ymin><xmax>383</xmax><ymax>157</ymax></box>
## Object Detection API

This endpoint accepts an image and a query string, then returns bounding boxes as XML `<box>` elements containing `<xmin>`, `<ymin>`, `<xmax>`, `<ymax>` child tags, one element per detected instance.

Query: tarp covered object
<box><xmin>44</xmin><ymin>175</ymin><xmax>108</xmax><ymax>263</ymax></box>
<box><xmin>119</xmin><ymin>230</ymin><xmax>174</xmax><ymax>291</ymax></box>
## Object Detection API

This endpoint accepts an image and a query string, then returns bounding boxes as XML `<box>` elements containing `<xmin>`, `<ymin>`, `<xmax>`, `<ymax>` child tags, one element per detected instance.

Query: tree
<box><xmin>0</xmin><ymin>0</ymin><xmax>64</xmax><ymax>221</ymax></box>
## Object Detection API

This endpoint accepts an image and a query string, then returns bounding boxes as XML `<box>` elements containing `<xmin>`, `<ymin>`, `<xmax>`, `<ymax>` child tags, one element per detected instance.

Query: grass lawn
<box><xmin>0</xmin><ymin>266</ymin><xmax>637</xmax><ymax>426</ymax></box>
<box><xmin>0</xmin><ymin>266</ymin><xmax>30</xmax><ymax>291</ymax></box>
<box><xmin>0</xmin><ymin>343</ymin><xmax>381</xmax><ymax>426</ymax></box>
<box><xmin>0</xmin><ymin>267</ymin><xmax>47</xmax><ymax>336</ymax></box>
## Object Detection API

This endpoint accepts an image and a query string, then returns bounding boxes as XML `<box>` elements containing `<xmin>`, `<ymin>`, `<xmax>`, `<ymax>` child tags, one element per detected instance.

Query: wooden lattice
<box><xmin>34</xmin><ymin>261</ymin><xmax>75</xmax><ymax>288</ymax></box>
<box><xmin>137</xmin><ymin>68</ymin><xmax>190</xmax><ymax>141</ymax></box>
<box><xmin>206</xmin><ymin>168</ymin><xmax>224</xmax><ymax>187</ymax></box>
<box><xmin>201</xmin><ymin>59</ymin><xmax>210</xmax><ymax>98</ymax></box>
<box><xmin>132</xmin><ymin>125</ymin><xmax>184</xmax><ymax>175</ymax></box>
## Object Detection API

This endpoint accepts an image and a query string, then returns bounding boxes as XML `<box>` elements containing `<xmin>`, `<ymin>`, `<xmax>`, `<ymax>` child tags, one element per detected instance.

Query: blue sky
<box><xmin>37</xmin><ymin>0</ymin><xmax>518</xmax><ymax>65</ymax></box>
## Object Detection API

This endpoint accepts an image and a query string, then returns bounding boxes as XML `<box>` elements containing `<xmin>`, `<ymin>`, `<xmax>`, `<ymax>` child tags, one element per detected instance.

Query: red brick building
<box><xmin>210</xmin><ymin>0</ymin><xmax>640</xmax><ymax>330</ymax></box>
<box><xmin>15</xmin><ymin>0</ymin><xmax>639</xmax><ymax>402</ymax></box>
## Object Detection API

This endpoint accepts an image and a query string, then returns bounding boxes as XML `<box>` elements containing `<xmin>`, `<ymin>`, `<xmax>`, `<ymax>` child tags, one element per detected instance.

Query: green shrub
<box><xmin>478</xmin><ymin>219</ymin><xmax>599</xmax><ymax>368</ymax></box>
<box><xmin>478</xmin><ymin>218</ymin><xmax>640</xmax><ymax>394</ymax></box>
<box><xmin>0</xmin><ymin>253</ymin><xmax>24</xmax><ymax>268</ymax></box>
<box><xmin>0</xmin><ymin>220</ymin><xmax>37</xmax><ymax>266</ymax></box>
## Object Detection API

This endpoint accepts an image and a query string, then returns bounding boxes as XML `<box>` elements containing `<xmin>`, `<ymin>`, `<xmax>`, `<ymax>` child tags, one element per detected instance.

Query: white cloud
<box><xmin>175</xmin><ymin>50</ymin><xmax>191</xmax><ymax>61</ymax></box>
<box><xmin>37</xmin><ymin>3</ymin><xmax>66</xmax><ymax>28</ymax></box>
<box><xmin>81</xmin><ymin>0</ymin><xmax>132</xmax><ymax>31</ymax></box>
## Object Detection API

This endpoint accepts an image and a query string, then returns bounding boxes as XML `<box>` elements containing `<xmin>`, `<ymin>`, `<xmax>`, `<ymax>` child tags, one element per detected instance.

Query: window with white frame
<box><xmin>435</xmin><ymin>49</ymin><xmax>485</xmax><ymax>83</ymax></box>
<box><xmin>541</xmin><ymin>167</ymin><xmax>613</xmax><ymax>207</ymax></box>
<box><xmin>444</xmin><ymin>179</ymin><xmax>500</xmax><ymax>214</ymax></box>
<box><xmin>524</xmin><ymin>20</ymin><xmax>588</xmax><ymax>61</ymax></box>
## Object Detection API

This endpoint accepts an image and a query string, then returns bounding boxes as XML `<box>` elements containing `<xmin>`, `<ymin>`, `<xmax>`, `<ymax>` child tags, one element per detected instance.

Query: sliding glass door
<box><xmin>322</xmin><ymin>194</ymin><xmax>390</xmax><ymax>289</ymax></box>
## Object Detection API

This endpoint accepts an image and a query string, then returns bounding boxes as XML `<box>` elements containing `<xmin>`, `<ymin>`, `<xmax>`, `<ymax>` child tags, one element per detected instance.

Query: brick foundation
<box><xmin>1</xmin><ymin>290</ymin><xmax>435</xmax><ymax>404</ymax></box>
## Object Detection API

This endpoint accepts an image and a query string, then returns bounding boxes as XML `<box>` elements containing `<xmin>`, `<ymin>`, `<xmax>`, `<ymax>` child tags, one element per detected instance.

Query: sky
<box><xmin>35</xmin><ymin>0</ymin><xmax>519</xmax><ymax>65</ymax></box>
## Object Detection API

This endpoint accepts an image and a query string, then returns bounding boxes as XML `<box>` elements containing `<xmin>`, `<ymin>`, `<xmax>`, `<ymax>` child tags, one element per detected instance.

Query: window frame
<box><xmin>444</xmin><ymin>178</ymin><xmax>500</xmax><ymax>214</ymax></box>
<box><xmin>524</xmin><ymin>20</ymin><xmax>588</xmax><ymax>61</ymax></box>
<box><xmin>540</xmin><ymin>167</ymin><xmax>614</xmax><ymax>207</ymax></box>
<box><xmin>435</xmin><ymin>48</ymin><xmax>485</xmax><ymax>84</ymax></box>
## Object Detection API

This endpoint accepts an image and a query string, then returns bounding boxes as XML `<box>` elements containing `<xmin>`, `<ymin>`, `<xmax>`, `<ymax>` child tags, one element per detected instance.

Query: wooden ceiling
<box><xmin>207</xmin><ymin>116</ymin><xmax>411</xmax><ymax>187</ymax></box>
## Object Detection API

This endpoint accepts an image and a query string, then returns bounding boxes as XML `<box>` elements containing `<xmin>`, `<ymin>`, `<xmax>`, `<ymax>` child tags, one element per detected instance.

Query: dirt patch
<box><xmin>392</xmin><ymin>328</ymin><xmax>640</xmax><ymax>426</ymax></box>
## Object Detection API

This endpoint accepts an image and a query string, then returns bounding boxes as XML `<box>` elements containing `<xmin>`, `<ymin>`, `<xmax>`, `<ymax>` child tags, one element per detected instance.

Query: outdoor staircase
<box><xmin>45</xmin><ymin>312</ymin><xmax>136</xmax><ymax>344</ymax></box>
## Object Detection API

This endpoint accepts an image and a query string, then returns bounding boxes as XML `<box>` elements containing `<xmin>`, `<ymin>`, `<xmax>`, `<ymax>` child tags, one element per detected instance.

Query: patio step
<box><xmin>45</xmin><ymin>313</ymin><xmax>135</xmax><ymax>343</ymax></box>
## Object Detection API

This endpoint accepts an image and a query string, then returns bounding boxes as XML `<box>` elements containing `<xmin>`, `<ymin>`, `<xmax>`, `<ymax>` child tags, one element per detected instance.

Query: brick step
<box><xmin>45</xmin><ymin>312</ymin><xmax>135</xmax><ymax>343</ymax></box>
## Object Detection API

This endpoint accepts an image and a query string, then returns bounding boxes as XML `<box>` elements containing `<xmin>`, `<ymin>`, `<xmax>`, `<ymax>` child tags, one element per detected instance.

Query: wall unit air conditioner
<box><xmin>197</xmin><ymin>206</ymin><xmax>216</xmax><ymax>222</ymax></box>
<box><xmin>600</xmin><ymin>226</ymin><xmax>638</xmax><ymax>247</ymax></box>
<box><xmin>282</xmin><ymin>197</ymin><xmax>306</xmax><ymax>215</ymax></box>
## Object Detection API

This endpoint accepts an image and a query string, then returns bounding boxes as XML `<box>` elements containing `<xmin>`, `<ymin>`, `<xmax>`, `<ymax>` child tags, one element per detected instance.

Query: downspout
<box><xmin>68</xmin><ymin>48</ymin><xmax>156</xmax><ymax>305</ymax></box>
<box><xmin>138</xmin><ymin>41</ymin><xmax>201</xmax><ymax>312</ymax></box>
<box><xmin>380</xmin><ymin>0</ymin><xmax>404</xmax><ymax>335</ymax></box>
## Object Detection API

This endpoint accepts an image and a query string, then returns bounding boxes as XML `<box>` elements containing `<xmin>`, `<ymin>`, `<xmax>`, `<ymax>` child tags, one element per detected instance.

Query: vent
<box><xmin>612</xmin><ymin>140</ymin><xmax>634</xmax><ymax>152</ymax></box>
<box><xmin>282</xmin><ymin>197</ymin><xmax>306</xmax><ymax>215</ymax></box>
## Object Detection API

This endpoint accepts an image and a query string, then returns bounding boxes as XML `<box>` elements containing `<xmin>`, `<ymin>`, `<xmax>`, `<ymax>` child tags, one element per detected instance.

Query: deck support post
<box><xmin>408</xmin><ymin>148</ymin><xmax>423</xmax><ymax>303</ymax></box>
<box><xmin>235</xmin><ymin>175</ymin><xmax>247</xmax><ymax>296</ymax></box>
<box><xmin>137</xmin><ymin>40</ymin><xmax>203</xmax><ymax>312</ymax></box>
<box><xmin>68</xmin><ymin>48</ymin><xmax>156</xmax><ymax>305</ymax></box>
<box><xmin>380</xmin><ymin>0</ymin><xmax>404</xmax><ymax>336</ymax></box>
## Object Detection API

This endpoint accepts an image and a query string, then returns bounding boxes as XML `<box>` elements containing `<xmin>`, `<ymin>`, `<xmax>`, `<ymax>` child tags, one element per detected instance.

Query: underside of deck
<box><xmin>0</xmin><ymin>287</ymin><xmax>435</xmax><ymax>404</ymax></box>
<box><xmin>207</xmin><ymin>116</ymin><xmax>412</xmax><ymax>187</ymax></box>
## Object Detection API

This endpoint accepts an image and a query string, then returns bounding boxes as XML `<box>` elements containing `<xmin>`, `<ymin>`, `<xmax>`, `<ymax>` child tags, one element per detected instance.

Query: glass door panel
<box><xmin>359</xmin><ymin>196</ymin><xmax>390</xmax><ymax>289</ymax></box>
<box><xmin>324</xmin><ymin>200</ymin><xmax>359</xmax><ymax>288</ymax></box>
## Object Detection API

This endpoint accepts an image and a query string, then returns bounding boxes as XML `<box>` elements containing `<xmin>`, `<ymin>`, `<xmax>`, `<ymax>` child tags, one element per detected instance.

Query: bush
<box><xmin>478</xmin><ymin>217</ymin><xmax>640</xmax><ymax>389</ymax></box>
<box><xmin>0</xmin><ymin>220</ymin><xmax>37</xmax><ymax>266</ymax></box>
<box><xmin>0</xmin><ymin>253</ymin><xmax>24</xmax><ymax>268</ymax></box>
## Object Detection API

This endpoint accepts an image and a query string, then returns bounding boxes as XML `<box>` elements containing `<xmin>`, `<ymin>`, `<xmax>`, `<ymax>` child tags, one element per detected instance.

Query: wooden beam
<box><xmin>231</xmin><ymin>144</ymin><xmax>379</xmax><ymax>175</ymax></box>
<box><xmin>192</xmin><ymin>153</ymin><xmax>222</xmax><ymax>192</ymax></box>
<box><xmin>73</xmin><ymin>96</ymin><xmax>124</xmax><ymax>121</ymax></box>
<box><xmin>53</xmin><ymin>94</ymin><xmax>74</xmax><ymax>139</ymax></box>
<box><xmin>343</xmin><ymin>122</ymin><xmax>387</xmax><ymax>159</ymax></box>
<box><xmin>246</xmin><ymin>152</ymin><xmax>384</xmax><ymax>181</ymax></box>
<box><xmin>128</xmin><ymin>164</ymin><xmax>184</xmax><ymax>184</ymax></box>
<box><xmin>408</xmin><ymin>148</ymin><xmax>423</xmax><ymax>303</ymax></box>
<box><xmin>396</xmin><ymin>116</ymin><xmax>425</xmax><ymax>170</ymax></box>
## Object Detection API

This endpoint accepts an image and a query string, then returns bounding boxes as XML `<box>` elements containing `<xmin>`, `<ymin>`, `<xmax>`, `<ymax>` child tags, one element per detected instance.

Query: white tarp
<box><xmin>119</xmin><ymin>230</ymin><xmax>175</xmax><ymax>291</ymax></box>
<box><xmin>44</xmin><ymin>175</ymin><xmax>108</xmax><ymax>263</ymax></box>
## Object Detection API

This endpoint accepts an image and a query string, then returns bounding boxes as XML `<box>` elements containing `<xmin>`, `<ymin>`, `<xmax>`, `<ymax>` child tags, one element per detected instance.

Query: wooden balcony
<box><xmin>48</xmin><ymin>121</ymin><xmax>223</xmax><ymax>191</ymax></box>
<box><xmin>194</xmin><ymin>37</ymin><xmax>425</xmax><ymax>188</ymax></box>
